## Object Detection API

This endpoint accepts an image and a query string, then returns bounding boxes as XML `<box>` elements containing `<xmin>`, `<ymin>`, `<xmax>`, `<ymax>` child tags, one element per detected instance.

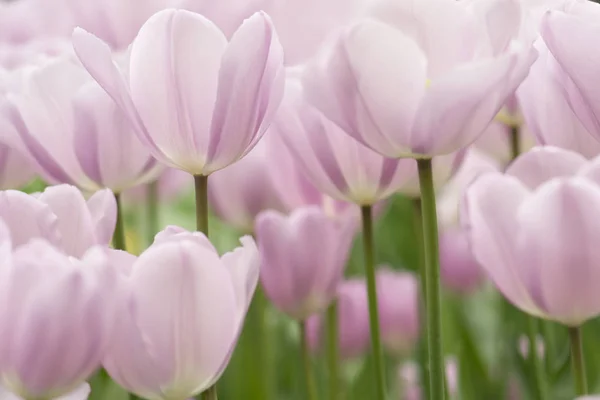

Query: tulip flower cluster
<box><xmin>2</xmin><ymin>0</ymin><xmax>600</xmax><ymax>399</ymax></box>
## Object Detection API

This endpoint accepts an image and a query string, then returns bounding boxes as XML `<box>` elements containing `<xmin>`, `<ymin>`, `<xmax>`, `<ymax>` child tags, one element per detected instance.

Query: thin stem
<box><xmin>326</xmin><ymin>301</ymin><xmax>339</xmax><ymax>400</ymax></box>
<box><xmin>416</xmin><ymin>158</ymin><xmax>444</xmax><ymax>400</ymax></box>
<box><xmin>569</xmin><ymin>326</ymin><xmax>588</xmax><ymax>396</ymax></box>
<box><xmin>510</xmin><ymin>125</ymin><xmax>521</xmax><ymax>163</ymax></box>
<box><xmin>129</xmin><ymin>394</ymin><xmax>144</xmax><ymax>400</ymax></box>
<box><xmin>300</xmin><ymin>320</ymin><xmax>318</xmax><ymax>400</ymax></box>
<box><xmin>201</xmin><ymin>386</ymin><xmax>218</xmax><ymax>400</ymax></box>
<box><xmin>194</xmin><ymin>175</ymin><xmax>209</xmax><ymax>235</ymax></box>
<box><xmin>146</xmin><ymin>180</ymin><xmax>159</xmax><ymax>246</ymax></box>
<box><xmin>361</xmin><ymin>205</ymin><xmax>386</xmax><ymax>400</ymax></box>
<box><xmin>113</xmin><ymin>193</ymin><xmax>127</xmax><ymax>251</ymax></box>
<box><xmin>527</xmin><ymin>316</ymin><xmax>548</xmax><ymax>400</ymax></box>
<box><xmin>412</xmin><ymin>198</ymin><xmax>431</xmax><ymax>400</ymax></box>
<box><xmin>253</xmin><ymin>288</ymin><xmax>271</xmax><ymax>400</ymax></box>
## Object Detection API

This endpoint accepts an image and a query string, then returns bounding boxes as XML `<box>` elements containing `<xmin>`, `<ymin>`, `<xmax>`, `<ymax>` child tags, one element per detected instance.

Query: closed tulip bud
<box><xmin>376</xmin><ymin>268</ymin><xmax>420</xmax><ymax>354</ymax></box>
<box><xmin>103</xmin><ymin>227</ymin><xmax>259</xmax><ymax>400</ymax></box>
<box><xmin>306</xmin><ymin>279</ymin><xmax>371</xmax><ymax>360</ymax></box>
<box><xmin>303</xmin><ymin>0</ymin><xmax>537</xmax><ymax>158</ymax></box>
<box><xmin>0</xmin><ymin>229</ymin><xmax>120</xmax><ymax>399</ymax></box>
<box><xmin>72</xmin><ymin>9</ymin><xmax>285</xmax><ymax>177</ymax></box>
<box><xmin>271</xmin><ymin>79</ymin><xmax>417</xmax><ymax>206</ymax></box>
<box><xmin>0</xmin><ymin>184</ymin><xmax>115</xmax><ymax>258</ymax></box>
<box><xmin>256</xmin><ymin>207</ymin><xmax>357</xmax><ymax>320</ymax></box>
<box><xmin>464</xmin><ymin>147</ymin><xmax>600</xmax><ymax>325</ymax></box>
<box><xmin>209</xmin><ymin>141</ymin><xmax>286</xmax><ymax>233</ymax></box>
<box><xmin>4</xmin><ymin>57</ymin><xmax>161</xmax><ymax>193</ymax></box>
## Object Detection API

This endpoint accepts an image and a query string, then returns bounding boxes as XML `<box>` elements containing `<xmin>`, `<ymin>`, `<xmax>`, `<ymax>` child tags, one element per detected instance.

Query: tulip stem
<box><xmin>361</xmin><ymin>205</ymin><xmax>386</xmax><ymax>400</ymax></box>
<box><xmin>326</xmin><ymin>301</ymin><xmax>339</xmax><ymax>400</ymax></box>
<box><xmin>201</xmin><ymin>386</ymin><xmax>218</xmax><ymax>400</ymax></box>
<box><xmin>526</xmin><ymin>316</ymin><xmax>548</xmax><ymax>400</ymax></box>
<box><xmin>300</xmin><ymin>320</ymin><xmax>318</xmax><ymax>400</ymax></box>
<box><xmin>129</xmin><ymin>394</ymin><xmax>143</xmax><ymax>400</ymax></box>
<box><xmin>194</xmin><ymin>175</ymin><xmax>209</xmax><ymax>235</ymax></box>
<box><xmin>113</xmin><ymin>193</ymin><xmax>127</xmax><ymax>251</ymax></box>
<box><xmin>146</xmin><ymin>180</ymin><xmax>159</xmax><ymax>246</ymax></box>
<box><xmin>417</xmin><ymin>158</ymin><xmax>444</xmax><ymax>400</ymax></box>
<box><xmin>569</xmin><ymin>326</ymin><xmax>588</xmax><ymax>396</ymax></box>
<box><xmin>510</xmin><ymin>125</ymin><xmax>520</xmax><ymax>162</ymax></box>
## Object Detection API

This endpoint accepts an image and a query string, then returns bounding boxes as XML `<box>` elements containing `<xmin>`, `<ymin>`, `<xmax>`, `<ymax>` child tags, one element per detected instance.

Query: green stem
<box><xmin>412</xmin><ymin>198</ymin><xmax>431</xmax><ymax>400</ymax></box>
<box><xmin>510</xmin><ymin>125</ymin><xmax>520</xmax><ymax>163</ymax></box>
<box><xmin>360</xmin><ymin>205</ymin><xmax>386</xmax><ymax>400</ymax></box>
<box><xmin>569</xmin><ymin>326</ymin><xmax>587</xmax><ymax>396</ymax></box>
<box><xmin>146</xmin><ymin>180</ymin><xmax>159</xmax><ymax>246</ymax></box>
<box><xmin>129</xmin><ymin>394</ymin><xmax>144</xmax><ymax>400</ymax></box>
<box><xmin>527</xmin><ymin>317</ymin><xmax>548</xmax><ymax>400</ymax></box>
<box><xmin>201</xmin><ymin>386</ymin><xmax>218</xmax><ymax>400</ymax></box>
<box><xmin>301</xmin><ymin>320</ymin><xmax>318</xmax><ymax>400</ymax></box>
<box><xmin>417</xmin><ymin>158</ymin><xmax>444</xmax><ymax>400</ymax></box>
<box><xmin>253</xmin><ymin>288</ymin><xmax>271</xmax><ymax>400</ymax></box>
<box><xmin>194</xmin><ymin>175</ymin><xmax>209</xmax><ymax>235</ymax></box>
<box><xmin>113</xmin><ymin>193</ymin><xmax>127</xmax><ymax>251</ymax></box>
<box><xmin>326</xmin><ymin>301</ymin><xmax>339</xmax><ymax>400</ymax></box>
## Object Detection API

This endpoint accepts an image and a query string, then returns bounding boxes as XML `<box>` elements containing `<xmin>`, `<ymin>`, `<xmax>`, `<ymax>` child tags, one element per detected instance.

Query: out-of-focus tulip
<box><xmin>473</xmin><ymin>121</ymin><xmax>536</xmax><ymax>166</ymax></box>
<box><xmin>209</xmin><ymin>141</ymin><xmax>286</xmax><ymax>233</ymax></box>
<box><xmin>103</xmin><ymin>227</ymin><xmax>259</xmax><ymax>400</ymax></box>
<box><xmin>376</xmin><ymin>268</ymin><xmax>420</xmax><ymax>355</ymax></box>
<box><xmin>271</xmin><ymin>80</ymin><xmax>417</xmax><ymax>206</ymax></box>
<box><xmin>518</xmin><ymin>40</ymin><xmax>600</xmax><ymax>159</ymax></box>
<box><xmin>463</xmin><ymin>147</ymin><xmax>600</xmax><ymax>326</ymax></box>
<box><xmin>398</xmin><ymin>359</ymin><xmax>458</xmax><ymax>400</ymax></box>
<box><xmin>256</xmin><ymin>207</ymin><xmax>356</xmax><ymax>319</ymax></box>
<box><xmin>0</xmin><ymin>184</ymin><xmax>115</xmax><ymax>258</ymax></box>
<box><xmin>0</xmin><ymin>383</ymin><xmax>90</xmax><ymax>400</ymax></box>
<box><xmin>439</xmin><ymin>226</ymin><xmax>485</xmax><ymax>294</ymax></box>
<box><xmin>0</xmin><ymin>226</ymin><xmax>120</xmax><ymax>400</ymax></box>
<box><xmin>72</xmin><ymin>10</ymin><xmax>285</xmax><ymax>176</ymax></box>
<box><xmin>4</xmin><ymin>57</ymin><xmax>160</xmax><ymax>193</ymax></box>
<box><xmin>122</xmin><ymin>168</ymin><xmax>190</xmax><ymax>206</ymax></box>
<box><xmin>0</xmin><ymin>0</ymin><xmax>73</xmax><ymax>44</ymax></box>
<box><xmin>0</xmin><ymin>122</ymin><xmax>35</xmax><ymax>189</ymax></box>
<box><xmin>306</xmin><ymin>279</ymin><xmax>370</xmax><ymax>360</ymax></box>
<box><xmin>303</xmin><ymin>0</ymin><xmax>537</xmax><ymax>158</ymax></box>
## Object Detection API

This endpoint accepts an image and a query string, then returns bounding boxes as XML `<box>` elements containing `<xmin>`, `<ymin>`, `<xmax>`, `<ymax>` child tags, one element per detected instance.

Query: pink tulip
<box><xmin>209</xmin><ymin>141</ymin><xmax>286</xmax><ymax>233</ymax></box>
<box><xmin>0</xmin><ymin>0</ymin><xmax>73</xmax><ymax>44</ymax></box>
<box><xmin>4</xmin><ymin>57</ymin><xmax>160</xmax><ymax>193</ymax></box>
<box><xmin>376</xmin><ymin>268</ymin><xmax>420</xmax><ymax>355</ymax></box>
<box><xmin>0</xmin><ymin>224</ymin><xmax>120</xmax><ymax>399</ymax></box>
<box><xmin>518</xmin><ymin>40</ymin><xmax>600</xmax><ymax>158</ymax></box>
<box><xmin>0</xmin><ymin>184</ymin><xmax>116</xmax><ymax>258</ymax></box>
<box><xmin>256</xmin><ymin>207</ymin><xmax>356</xmax><ymax>319</ymax></box>
<box><xmin>72</xmin><ymin>10</ymin><xmax>285</xmax><ymax>176</ymax></box>
<box><xmin>306</xmin><ymin>279</ymin><xmax>370</xmax><ymax>360</ymax></box>
<box><xmin>398</xmin><ymin>359</ymin><xmax>458</xmax><ymax>400</ymax></box>
<box><xmin>103</xmin><ymin>227</ymin><xmax>259</xmax><ymax>399</ymax></box>
<box><xmin>303</xmin><ymin>0</ymin><xmax>537</xmax><ymax>158</ymax></box>
<box><xmin>473</xmin><ymin>121</ymin><xmax>537</xmax><ymax>166</ymax></box>
<box><xmin>0</xmin><ymin>383</ymin><xmax>90</xmax><ymax>400</ymax></box>
<box><xmin>464</xmin><ymin>146</ymin><xmax>600</xmax><ymax>325</ymax></box>
<box><xmin>270</xmin><ymin>79</ymin><xmax>417</xmax><ymax>206</ymax></box>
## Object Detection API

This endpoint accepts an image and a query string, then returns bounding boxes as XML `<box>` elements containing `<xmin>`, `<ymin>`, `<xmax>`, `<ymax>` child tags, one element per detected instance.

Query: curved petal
<box><xmin>86</xmin><ymin>189</ymin><xmax>117</xmax><ymax>247</ymax></box>
<box><xmin>506</xmin><ymin>146</ymin><xmax>586</xmax><ymax>189</ymax></box>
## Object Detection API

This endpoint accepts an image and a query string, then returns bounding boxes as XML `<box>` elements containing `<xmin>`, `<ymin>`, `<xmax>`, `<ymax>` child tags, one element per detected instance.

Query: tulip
<box><xmin>72</xmin><ymin>9</ymin><xmax>285</xmax><ymax>177</ymax></box>
<box><xmin>376</xmin><ymin>268</ymin><xmax>420</xmax><ymax>355</ymax></box>
<box><xmin>518</xmin><ymin>40</ymin><xmax>600</xmax><ymax>158</ymax></box>
<box><xmin>256</xmin><ymin>207</ymin><xmax>356</xmax><ymax>320</ymax></box>
<box><xmin>103</xmin><ymin>227</ymin><xmax>259</xmax><ymax>400</ymax></box>
<box><xmin>271</xmin><ymin>79</ymin><xmax>417</xmax><ymax>206</ymax></box>
<box><xmin>302</xmin><ymin>0</ymin><xmax>537</xmax><ymax>158</ymax></box>
<box><xmin>473</xmin><ymin>121</ymin><xmax>537</xmax><ymax>166</ymax></box>
<box><xmin>0</xmin><ymin>383</ymin><xmax>90</xmax><ymax>400</ymax></box>
<box><xmin>4</xmin><ymin>57</ymin><xmax>160</xmax><ymax>193</ymax></box>
<box><xmin>398</xmin><ymin>359</ymin><xmax>458</xmax><ymax>400</ymax></box>
<box><xmin>306</xmin><ymin>279</ymin><xmax>371</xmax><ymax>360</ymax></box>
<box><xmin>0</xmin><ymin>228</ymin><xmax>120</xmax><ymax>400</ymax></box>
<box><xmin>0</xmin><ymin>0</ymin><xmax>73</xmax><ymax>44</ymax></box>
<box><xmin>209</xmin><ymin>140</ymin><xmax>286</xmax><ymax>233</ymax></box>
<box><xmin>0</xmin><ymin>184</ymin><xmax>116</xmax><ymax>258</ymax></box>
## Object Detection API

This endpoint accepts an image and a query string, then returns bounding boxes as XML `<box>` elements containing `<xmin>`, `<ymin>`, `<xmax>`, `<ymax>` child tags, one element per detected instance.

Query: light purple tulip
<box><xmin>306</xmin><ymin>279</ymin><xmax>370</xmax><ymax>360</ymax></box>
<box><xmin>464</xmin><ymin>147</ymin><xmax>600</xmax><ymax>325</ymax></box>
<box><xmin>518</xmin><ymin>40</ymin><xmax>600</xmax><ymax>158</ymax></box>
<box><xmin>398</xmin><ymin>359</ymin><xmax>458</xmax><ymax>400</ymax></box>
<box><xmin>0</xmin><ymin>383</ymin><xmax>90</xmax><ymax>400</ymax></box>
<box><xmin>4</xmin><ymin>57</ymin><xmax>160</xmax><ymax>193</ymax></box>
<box><xmin>256</xmin><ymin>207</ymin><xmax>356</xmax><ymax>319</ymax></box>
<box><xmin>72</xmin><ymin>9</ymin><xmax>285</xmax><ymax>176</ymax></box>
<box><xmin>209</xmin><ymin>140</ymin><xmax>286</xmax><ymax>233</ymax></box>
<box><xmin>270</xmin><ymin>79</ymin><xmax>417</xmax><ymax>206</ymax></box>
<box><xmin>440</xmin><ymin>227</ymin><xmax>485</xmax><ymax>294</ymax></box>
<box><xmin>103</xmin><ymin>227</ymin><xmax>259</xmax><ymax>399</ymax></box>
<box><xmin>473</xmin><ymin>121</ymin><xmax>537</xmax><ymax>166</ymax></box>
<box><xmin>376</xmin><ymin>268</ymin><xmax>420</xmax><ymax>355</ymax></box>
<box><xmin>0</xmin><ymin>184</ymin><xmax>116</xmax><ymax>258</ymax></box>
<box><xmin>303</xmin><ymin>0</ymin><xmax>537</xmax><ymax>158</ymax></box>
<box><xmin>0</xmin><ymin>226</ymin><xmax>120</xmax><ymax>399</ymax></box>
<box><xmin>0</xmin><ymin>0</ymin><xmax>73</xmax><ymax>44</ymax></box>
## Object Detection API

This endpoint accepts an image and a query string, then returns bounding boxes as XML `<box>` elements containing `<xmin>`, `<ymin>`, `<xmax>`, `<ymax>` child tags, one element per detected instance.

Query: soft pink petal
<box><xmin>86</xmin><ymin>189</ymin><xmax>116</xmax><ymax>247</ymax></box>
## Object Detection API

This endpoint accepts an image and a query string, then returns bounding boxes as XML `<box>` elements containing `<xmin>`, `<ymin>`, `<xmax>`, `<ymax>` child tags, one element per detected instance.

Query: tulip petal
<box><xmin>86</xmin><ymin>189</ymin><xmax>117</xmax><ymax>247</ymax></box>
